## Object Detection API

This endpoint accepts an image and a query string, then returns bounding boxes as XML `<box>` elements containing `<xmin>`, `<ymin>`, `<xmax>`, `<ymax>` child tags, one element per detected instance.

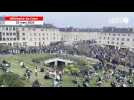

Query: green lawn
<box><xmin>0</xmin><ymin>54</ymin><xmax>112</xmax><ymax>87</ymax></box>
<box><xmin>0</xmin><ymin>54</ymin><xmax>86</xmax><ymax>87</ymax></box>
<box><xmin>0</xmin><ymin>54</ymin><xmax>53</xmax><ymax>87</ymax></box>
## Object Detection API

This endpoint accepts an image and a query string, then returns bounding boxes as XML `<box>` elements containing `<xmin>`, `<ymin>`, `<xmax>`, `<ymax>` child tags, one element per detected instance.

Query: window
<box><xmin>117</xmin><ymin>42</ymin><xmax>119</xmax><ymax>45</ymax></box>
<box><xmin>104</xmin><ymin>37</ymin><xmax>105</xmax><ymax>39</ymax></box>
<box><xmin>22</xmin><ymin>28</ymin><xmax>24</xmax><ymax>31</ymax></box>
<box><xmin>113</xmin><ymin>34</ymin><xmax>116</xmax><ymax>36</ymax></box>
<box><xmin>42</xmin><ymin>38</ymin><xmax>45</xmax><ymax>40</ymax></box>
<box><xmin>3</xmin><ymin>33</ymin><xmax>5</xmax><ymax>35</ymax></box>
<box><xmin>112</xmin><ymin>38</ymin><xmax>115</xmax><ymax>40</ymax></box>
<box><xmin>127</xmin><ymin>38</ymin><xmax>130</xmax><ymax>41</ymax></box>
<box><xmin>107</xmin><ymin>37</ymin><xmax>109</xmax><ymax>40</ymax></box>
<box><xmin>117</xmin><ymin>38</ymin><xmax>119</xmax><ymax>41</ymax></box>
<box><xmin>34</xmin><ymin>33</ymin><xmax>36</xmax><ymax>36</ymax></box>
<box><xmin>2</xmin><ymin>27</ymin><xmax>5</xmax><ymax>30</ymax></box>
<box><xmin>6</xmin><ymin>33</ymin><xmax>9</xmax><ymax>36</ymax></box>
<box><xmin>109</xmin><ymin>33</ymin><xmax>111</xmax><ymax>36</ymax></box>
<box><xmin>10</xmin><ymin>38</ymin><xmax>12</xmax><ymax>41</ymax></box>
<box><xmin>111</xmin><ymin>42</ymin><xmax>114</xmax><ymax>44</ymax></box>
<box><xmin>121</xmin><ymin>42</ymin><xmax>124</xmax><ymax>45</ymax></box>
<box><xmin>23</xmin><ymin>42</ymin><xmax>27</xmax><ymax>46</ymax></box>
<box><xmin>39</xmin><ymin>33</ymin><xmax>40</xmax><ymax>36</ymax></box>
<box><xmin>128</xmin><ymin>34</ymin><xmax>130</xmax><ymax>36</ymax></box>
<box><xmin>6</xmin><ymin>27</ymin><xmax>8</xmax><ymax>30</ymax></box>
<box><xmin>3</xmin><ymin>38</ymin><xmax>5</xmax><ymax>41</ymax></box>
<box><xmin>99</xmin><ymin>37</ymin><xmax>101</xmax><ymax>39</ymax></box>
<box><xmin>122</xmin><ymin>34</ymin><xmax>126</xmax><ymax>36</ymax></box>
<box><xmin>39</xmin><ymin>42</ymin><xmax>41</xmax><ymax>46</ymax></box>
<box><xmin>133</xmin><ymin>39</ymin><xmax>134</xmax><ymax>41</ymax></box>
<box><xmin>14</xmin><ymin>38</ymin><xmax>16</xmax><ymax>41</ymax></box>
<box><xmin>9</xmin><ymin>27</ymin><xmax>12</xmax><ymax>30</ymax></box>
<box><xmin>13</xmin><ymin>27</ymin><xmax>15</xmax><ymax>30</ymax></box>
<box><xmin>22</xmin><ymin>33</ymin><xmax>25</xmax><ymax>36</ymax></box>
<box><xmin>122</xmin><ymin>38</ymin><xmax>125</xmax><ymax>41</ymax></box>
<box><xmin>13</xmin><ymin>33</ymin><xmax>16</xmax><ymax>35</ymax></box>
<box><xmin>8</xmin><ymin>43</ymin><xmax>11</xmax><ymax>46</ymax></box>
<box><xmin>10</xmin><ymin>33</ymin><xmax>12</xmax><ymax>36</ymax></box>
<box><xmin>108</xmin><ymin>41</ymin><xmax>109</xmax><ymax>44</ymax></box>
<box><xmin>118</xmin><ymin>34</ymin><xmax>120</xmax><ymax>36</ymax></box>
<box><xmin>7</xmin><ymin>38</ymin><xmax>9</xmax><ymax>40</ymax></box>
<box><xmin>22</xmin><ymin>38</ymin><xmax>25</xmax><ymax>40</ymax></box>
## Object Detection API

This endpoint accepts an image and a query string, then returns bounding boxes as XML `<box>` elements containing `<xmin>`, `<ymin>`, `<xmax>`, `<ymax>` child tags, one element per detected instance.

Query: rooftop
<box><xmin>0</xmin><ymin>24</ymin><xmax>57</xmax><ymax>29</ymax></box>
<box><xmin>102</xmin><ymin>27</ymin><xmax>134</xmax><ymax>33</ymax></box>
<box><xmin>59</xmin><ymin>27</ymin><xmax>102</xmax><ymax>32</ymax></box>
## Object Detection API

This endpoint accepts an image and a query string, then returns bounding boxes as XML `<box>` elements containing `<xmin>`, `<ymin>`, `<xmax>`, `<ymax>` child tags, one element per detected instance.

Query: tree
<box><xmin>0</xmin><ymin>72</ymin><xmax>25</xmax><ymax>87</ymax></box>
<box><xmin>64</xmin><ymin>68</ymin><xmax>70</xmax><ymax>74</ymax></box>
<box><xmin>65</xmin><ymin>64</ymin><xmax>80</xmax><ymax>74</ymax></box>
<box><xmin>78</xmin><ymin>59</ymin><xmax>88</xmax><ymax>66</ymax></box>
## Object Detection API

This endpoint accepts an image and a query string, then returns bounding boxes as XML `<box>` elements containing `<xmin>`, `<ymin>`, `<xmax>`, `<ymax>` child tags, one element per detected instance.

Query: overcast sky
<box><xmin>0</xmin><ymin>12</ymin><xmax>134</xmax><ymax>28</ymax></box>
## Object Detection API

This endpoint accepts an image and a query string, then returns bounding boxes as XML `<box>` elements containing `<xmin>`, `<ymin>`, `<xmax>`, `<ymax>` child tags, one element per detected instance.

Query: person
<box><xmin>77</xmin><ymin>82</ymin><xmax>81</xmax><ymax>87</ymax></box>
<box><xmin>25</xmin><ymin>67</ymin><xmax>32</xmax><ymax>79</ymax></box>
<box><xmin>5</xmin><ymin>63</ymin><xmax>9</xmax><ymax>68</ymax></box>
<box><xmin>129</xmin><ymin>68</ymin><xmax>133</xmax><ymax>75</ymax></box>
<box><xmin>56</xmin><ymin>73</ymin><xmax>60</xmax><ymax>82</ymax></box>
<box><xmin>35</xmin><ymin>66</ymin><xmax>38</xmax><ymax>77</ymax></box>
<box><xmin>53</xmin><ymin>71</ymin><xmax>62</xmax><ymax>87</ymax></box>
<box><xmin>53</xmin><ymin>74</ymin><xmax>60</xmax><ymax>87</ymax></box>
<box><xmin>121</xmin><ymin>83</ymin><xmax>127</xmax><ymax>87</ymax></box>
<box><xmin>53</xmin><ymin>78</ymin><xmax>59</xmax><ymax>87</ymax></box>
<box><xmin>25</xmin><ymin>67</ymin><xmax>29</xmax><ymax>73</ymax></box>
<box><xmin>40</xmin><ymin>67</ymin><xmax>44</xmax><ymax>72</ymax></box>
<box><xmin>83</xmin><ymin>80</ymin><xmax>89</xmax><ymax>87</ymax></box>
<box><xmin>32</xmin><ymin>80</ymin><xmax>40</xmax><ymax>87</ymax></box>
<box><xmin>111</xmin><ymin>81</ymin><xmax>116</xmax><ymax>87</ymax></box>
<box><xmin>127</xmin><ymin>79</ymin><xmax>133</xmax><ymax>87</ymax></box>
<box><xmin>27</xmin><ymin>70</ymin><xmax>31</xmax><ymax>79</ymax></box>
<box><xmin>2</xmin><ymin>65</ymin><xmax>7</xmax><ymax>72</ymax></box>
<box><xmin>20</xmin><ymin>62</ymin><xmax>25</xmax><ymax>68</ymax></box>
<box><xmin>59</xmin><ymin>70</ymin><xmax>63</xmax><ymax>81</ymax></box>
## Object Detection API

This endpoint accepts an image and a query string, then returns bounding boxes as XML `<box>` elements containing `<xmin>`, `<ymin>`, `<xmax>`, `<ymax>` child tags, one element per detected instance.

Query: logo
<box><xmin>108</xmin><ymin>17</ymin><xmax>129</xmax><ymax>24</ymax></box>
<box><xmin>122</xmin><ymin>17</ymin><xmax>129</xmax><ymax>24</ymax></box>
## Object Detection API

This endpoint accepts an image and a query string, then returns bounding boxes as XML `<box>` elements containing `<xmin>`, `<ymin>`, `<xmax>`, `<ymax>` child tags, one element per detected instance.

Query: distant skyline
<box><xmin>0</xmin><ymin>12</ymin><xmax>134</xmax><ymax>28</ymax></box>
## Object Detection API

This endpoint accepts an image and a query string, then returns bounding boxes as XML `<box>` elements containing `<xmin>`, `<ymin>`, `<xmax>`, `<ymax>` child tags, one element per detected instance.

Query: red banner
<box><xmin>4</xmin><ymin>16</ymin><xmax>44</xmax><ymax>21</ymax></box>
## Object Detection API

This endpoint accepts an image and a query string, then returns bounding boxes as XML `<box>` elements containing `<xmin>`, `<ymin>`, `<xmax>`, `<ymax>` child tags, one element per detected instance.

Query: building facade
<box><xmin>0</xmin><ymin>25</ymin><xmax>62</xmax><ymax>47</ymax></box>
<box><xmin>96</xmin><ymin>32</ymin><xmax>134</xmax><ymax>49</ymax></box>
<box><xmin>0</xmin><ymin>25</ymin><xmax>134</xmax><ymax>50</ymax></box>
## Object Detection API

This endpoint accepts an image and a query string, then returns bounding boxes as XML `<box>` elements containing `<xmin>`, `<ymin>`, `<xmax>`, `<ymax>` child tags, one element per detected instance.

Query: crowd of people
<box><xmin>0</xmin><ymin>60</ymin><xmax>11</xmax><ymax>72</ymax></box>
<box><xmin>0</xmin><ymin>40</ymin><xmax>134</xmax><ymax>87</ymax></box>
